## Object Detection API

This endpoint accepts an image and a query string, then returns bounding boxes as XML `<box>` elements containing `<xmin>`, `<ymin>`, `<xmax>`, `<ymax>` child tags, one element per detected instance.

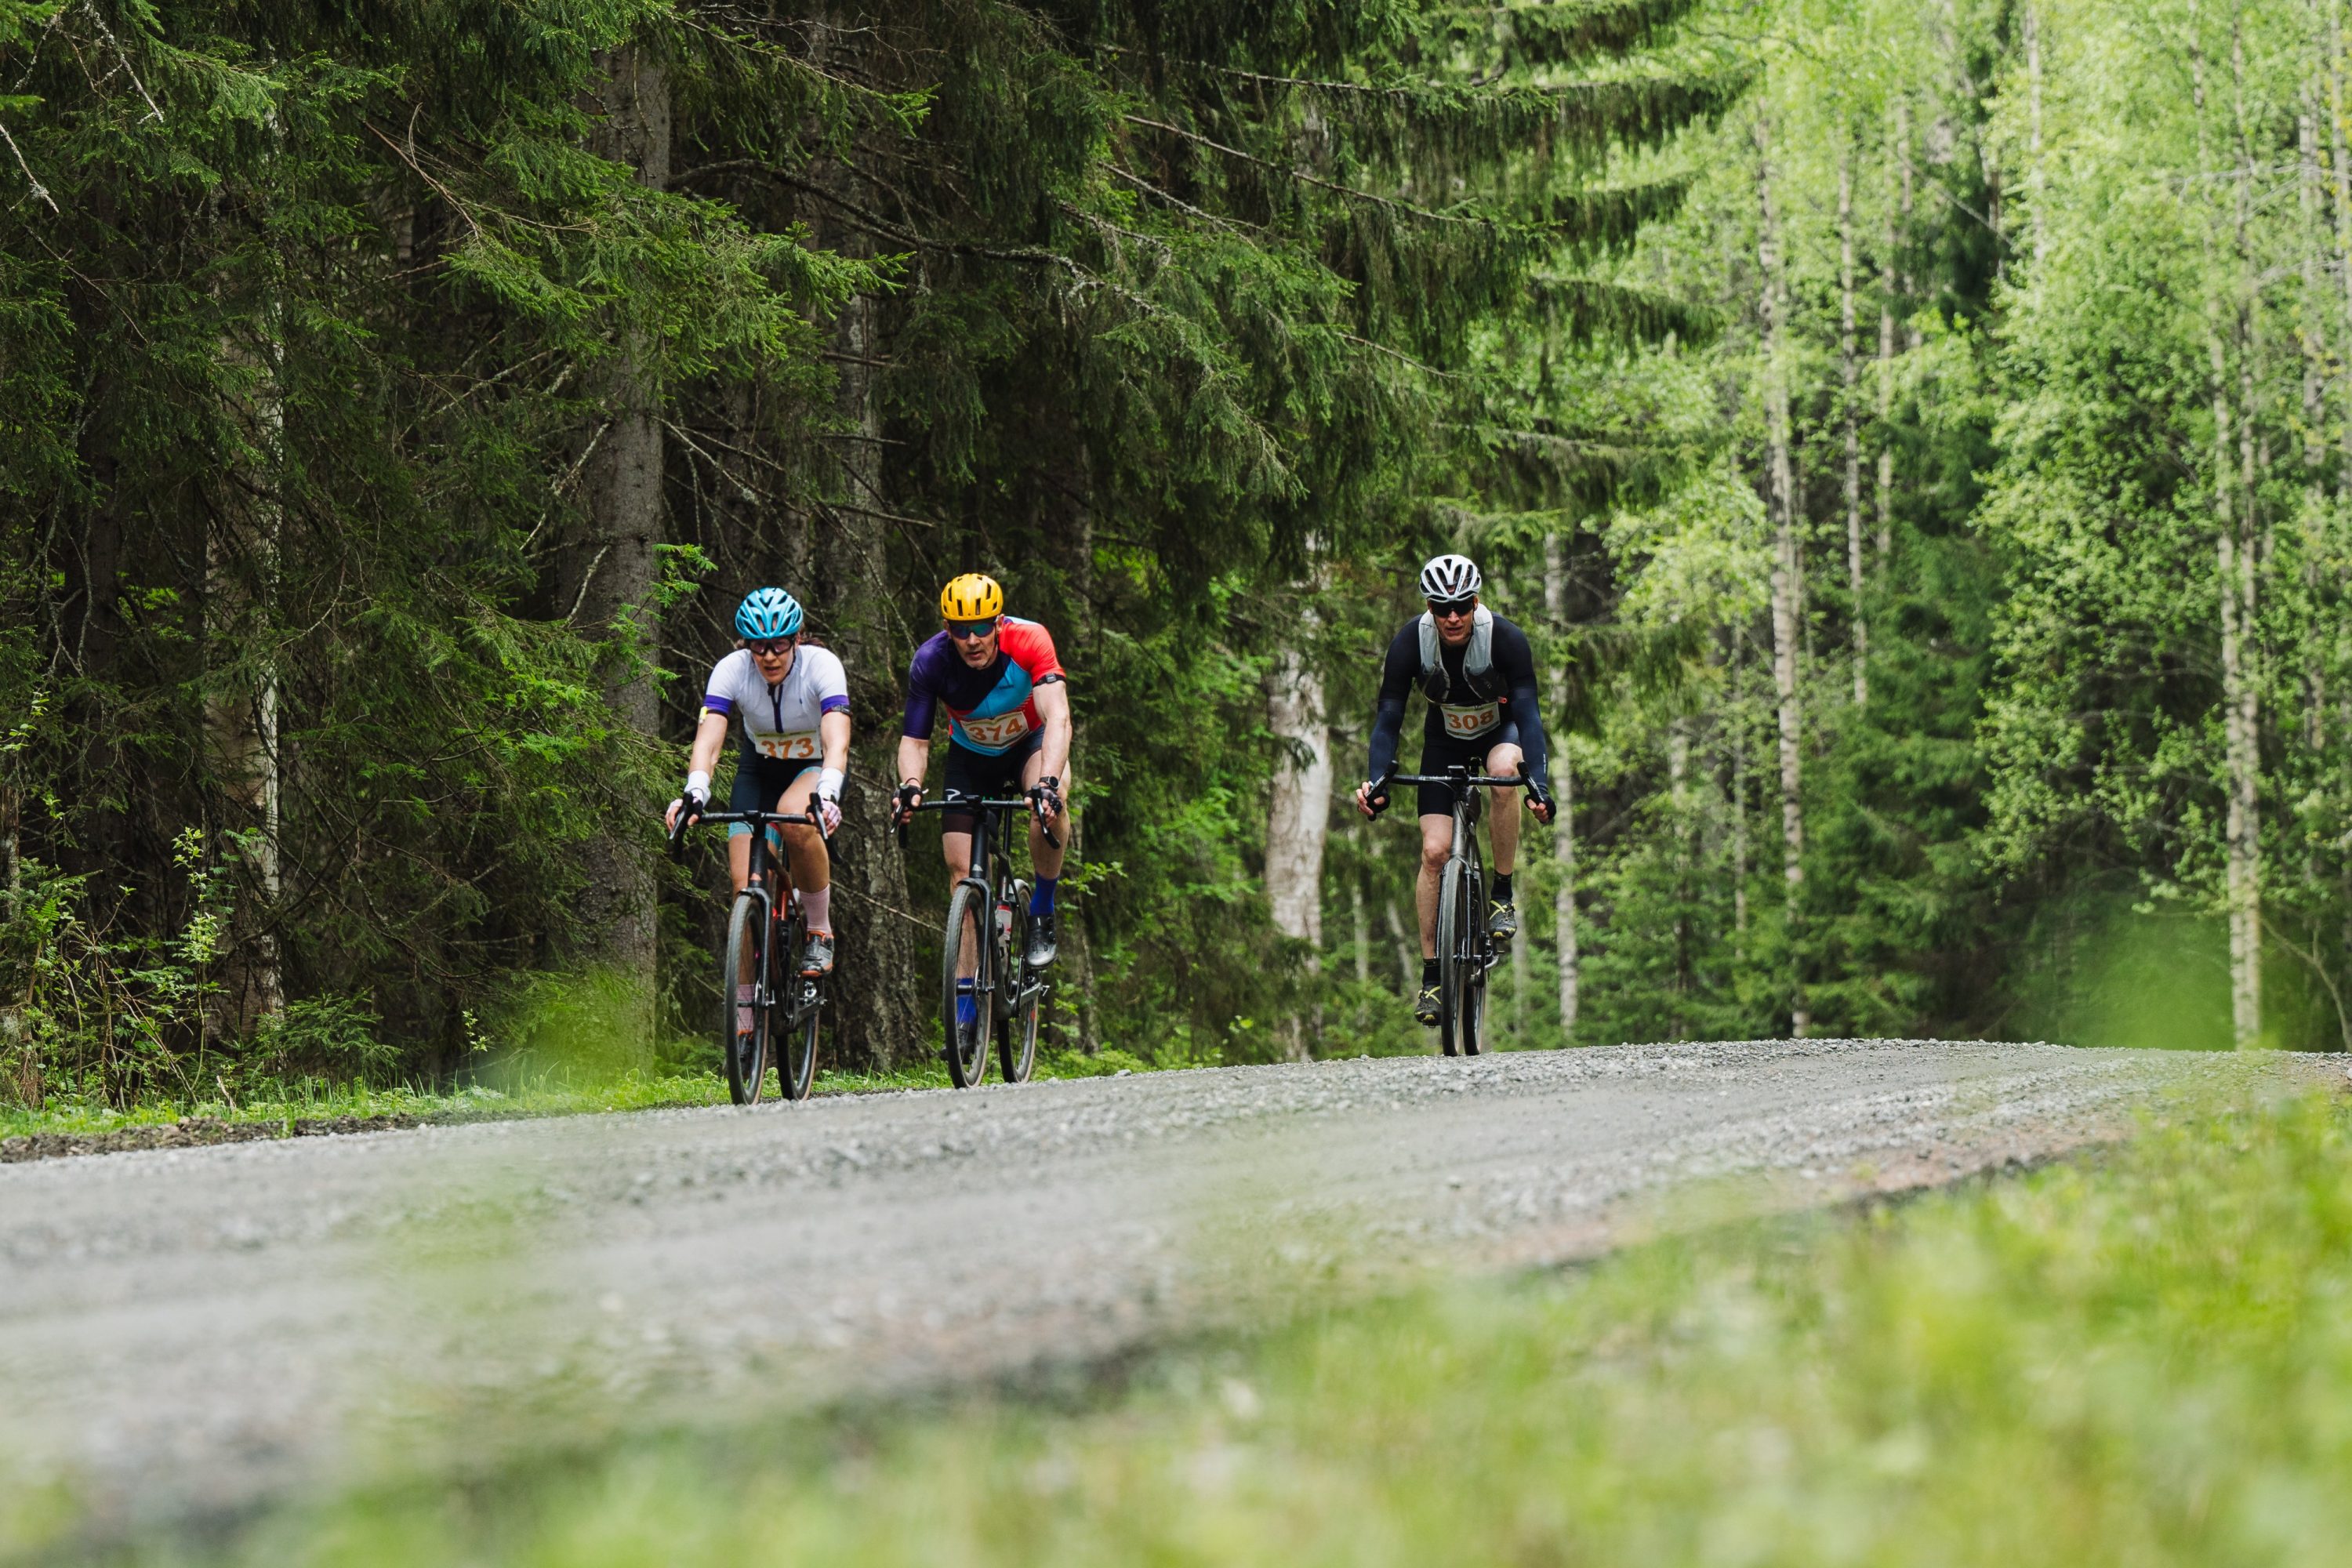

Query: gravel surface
<box><xmin>0</xmin><ymin>1039</ymin><xmax>2335</xmax><ymax>1540</ymax></box>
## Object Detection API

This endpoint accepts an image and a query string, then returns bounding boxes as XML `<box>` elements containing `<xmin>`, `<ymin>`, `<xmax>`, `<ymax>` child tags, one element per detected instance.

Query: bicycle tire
<box><xmin>999</xmin><ymin>902</ymin><xmax>1040</xmax><ymax>1084</ymax></box>
<box><xmin>1436</xmin><ymin>860</ymin><xmax>1469</xmax><ymax>1056</ymax></box>
<box><xmin>1460</xmin><ymin>916</ymin><xmax>1487</xmax><ymax>1057</ymax></box>
<box><xmin>942</xmin><ymin>882</ymin><xmax>991</xmax><ymax>1088</ymax></box>
<box><xmin>1458</xmin><ymin>859</ymin><xmax>1488</xmax><ymax>1057</ymax></box>
<box><xmin>723</xmin><ymin>892</ymin><xmax>772</xmax><ymax>1105</ymax></box>
<box><xmin>778</xmin><ymin>904</ymin><xmax>819</xmax><ymax>1101</ymax></box>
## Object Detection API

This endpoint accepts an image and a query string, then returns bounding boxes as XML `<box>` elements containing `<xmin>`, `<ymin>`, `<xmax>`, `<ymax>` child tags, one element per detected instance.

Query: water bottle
<box><xmin>994</xmin><ymin>900</ymin><xmax>1014</xmax><ymax>950</ymax></box>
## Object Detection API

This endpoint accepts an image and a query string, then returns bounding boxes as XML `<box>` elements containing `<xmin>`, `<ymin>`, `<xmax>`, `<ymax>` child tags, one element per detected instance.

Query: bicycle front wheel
<box><xmin>778</xmin><ymin>908</ymin><xmax>819</xmax><ymax>1101</ymax></box>
<box><xmin>1436</xmin><ymin>860</ymin><xmax>1479</xmax><ymax>1057</ymax></box>
<box><xmin>723</xmin><ymin>893</ymin><xmax>773</xmax><ymax>1105</ymax></box>
<box><xmin>941</xmin><ymin>883</ymin><xmax>991</xmax><ymax>1088</ymax></box>
<box><xmin>999</xmin><ymin>908</ymin><xmax>1040</xmax><ymax>1085</ymax></box>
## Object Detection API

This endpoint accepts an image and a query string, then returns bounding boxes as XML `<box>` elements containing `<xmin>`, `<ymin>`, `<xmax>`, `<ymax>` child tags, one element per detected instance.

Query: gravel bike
<box><xmin>898</xmin><ymin>794</ymin><xmax>1056</xmax><ymax>1088</ymax></box>
<box><xmin>670</xmin><ymin>805</ymin><xmax>827</xmax><ymax>1103</ymax></box>
<box><xmin>1371</xmin><ymin>764</ymin><xmax>1530</xmax><ymax>1057</ymax></box>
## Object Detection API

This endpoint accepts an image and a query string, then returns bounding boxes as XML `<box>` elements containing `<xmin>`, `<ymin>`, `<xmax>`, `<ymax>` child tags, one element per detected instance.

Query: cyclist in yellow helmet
<box><xmin>893</xmin><ymin>574</ymin><xmax>1074</xmax><ymax>977</ymax></box>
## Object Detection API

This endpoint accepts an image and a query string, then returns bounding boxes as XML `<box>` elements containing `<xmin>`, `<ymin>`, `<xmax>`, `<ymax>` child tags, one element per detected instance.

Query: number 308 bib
<box><xmin>1440</xmin><ymin>701</ymin><xmax>1500</xmax><ymax>739</ymax></box>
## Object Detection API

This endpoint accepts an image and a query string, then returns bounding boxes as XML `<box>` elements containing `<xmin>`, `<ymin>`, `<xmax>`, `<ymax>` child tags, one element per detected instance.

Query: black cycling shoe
<box><xmin>1414</xmin><ymin>983</ymin><xmax>1442</xmax><ymax>1025</ymax></box>
<box><xmin>1025</xmin><ymin>909</ymin><xmax>1058</xmax><ymax>971</ymax></box>
<box><xmin>1488</xmin><ymin>900</ymin><xmax>1519</xmax><ymax>942</ymax></box>
<box><xmin>798</xmin><ymin>932</ymin><xmax>835</xmax><ymax>978</ymax></box>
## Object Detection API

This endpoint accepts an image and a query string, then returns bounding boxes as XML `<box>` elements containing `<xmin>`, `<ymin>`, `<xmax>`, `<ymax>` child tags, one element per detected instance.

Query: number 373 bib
<box><xmin>754</xmin><ymin>731</ymin><xmax>823</xmax><ymax>761</ymax></box>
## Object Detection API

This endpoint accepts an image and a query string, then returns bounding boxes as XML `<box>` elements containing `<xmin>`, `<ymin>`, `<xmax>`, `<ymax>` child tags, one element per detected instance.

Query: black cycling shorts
<box><xmin>1414</xmin><ymin>718</ymin><xmax>1523</xmax><ymax>817</ymax></box>
<box><xmin>728</xmin><ymin>749</ymin><xmax>818</xmax><ymax>838</ymax></box>
<box><xmin>940</xmin><ymin>732</ymin><xmax>1042</xmax><ymax>835</ymax></box>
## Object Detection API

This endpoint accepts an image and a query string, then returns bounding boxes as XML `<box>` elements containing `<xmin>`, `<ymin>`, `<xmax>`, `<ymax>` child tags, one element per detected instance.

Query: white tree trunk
<box><xmin>1265</xmin><ymin>616</ymin><xmax>1331</xmax><ymax>1061</ymax></box>
<box><xmin>2024</xmin><ymin>0</ymin><xmax>2049</xmax><ymax>270</ymax></box>
<box><xmin>2299</xmin><ymin>78</ymin><xmax>2328</xmax><ymax>750</ymax></box>
<box><xmin>1542</xmin><ymin>532</ymin><xmax>1579</xmax><ymax>1041</ymax></box>
<box><xmin>1730</xmin><ymin>629</ymin><xmax>1751</xmax><ymax>960</ymax></box>
<box><xmin>2224</xmin><ymin>19</ymin><xmax>2264</xmax><ymax>1047</ymax></box>
<box><xmin>1757</xmin><ymin>111</ymin><xmax>1809</xmax><ymax>1038</ymax></box>
<box><xmin>1384</xmin><ymin>899</ymin><xmax>1417</xmax><ymax>996</ymax></box>
<box><xmin>1265</xmin><ymin>643</ymin><xmax>1332</xmax><ymax>949</ymax></box>
<box><xmin>206</xmin><ymin>125</ymin><xmax>286</xmax><ymax>1045</ymax></box>
<box><xmin>1838</xmin><ymin>144</ymin><xmax>1867</xmax><ymax>710</ymax></box>
<box><xmin>1876</xmin><ymin>100</ymin><xmax>1904</xmax><ymax>570</ymax></box>
<box><xmin>207</xmin><ymin>323</ymin><xmax>285</xmax><ymax>1044</ymax></box>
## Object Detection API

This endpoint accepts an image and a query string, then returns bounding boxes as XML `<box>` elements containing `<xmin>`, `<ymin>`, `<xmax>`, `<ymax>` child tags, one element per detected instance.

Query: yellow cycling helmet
<box><xmin>938</xmin><ymin>572</ymin><xmax>1004</xmax><ymax>619</ymax></box>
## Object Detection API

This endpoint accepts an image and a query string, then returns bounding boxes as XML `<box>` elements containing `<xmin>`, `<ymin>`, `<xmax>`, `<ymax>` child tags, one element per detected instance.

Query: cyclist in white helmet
<box><xmin>668</xmin><ymin>587</ymin><xmax>850</xmax><ymax>978</ymax></box>
<box><xmin>1355</xmin><ymin>554</ymin><xmax>1555</xmax><ymax>1025</ymax></box>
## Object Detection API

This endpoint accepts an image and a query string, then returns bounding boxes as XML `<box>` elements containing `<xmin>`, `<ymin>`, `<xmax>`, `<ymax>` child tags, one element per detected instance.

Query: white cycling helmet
<box><xmin>1417</xmin><ymin>553</ymin><xmax>1482</xmax><ymax>603</ymax></box>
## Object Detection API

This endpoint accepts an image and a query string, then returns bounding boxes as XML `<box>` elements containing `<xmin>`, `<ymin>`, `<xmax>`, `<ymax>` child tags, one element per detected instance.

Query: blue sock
<box><xmin>1029</xmin><ymin>877</ymin><xmax>1058</xmax><ymax>916</ymax></box>
<box><xmin>956</xmin><ymin>978</ymin><xmax>977</xmax><ymax>1028</ymax></box>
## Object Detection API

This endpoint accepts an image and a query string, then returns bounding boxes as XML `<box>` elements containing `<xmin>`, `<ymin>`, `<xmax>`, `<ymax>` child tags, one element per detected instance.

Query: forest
<box><xmin>4</xmin><ymin>0</ymin><xmax>2348</xmax><ymax>1108</ymax></box>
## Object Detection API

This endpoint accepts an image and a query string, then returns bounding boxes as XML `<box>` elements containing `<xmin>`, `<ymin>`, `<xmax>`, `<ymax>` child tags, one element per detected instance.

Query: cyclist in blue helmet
<box><xmin>667</xmin><ymin>588</ymin><xmax>851</xmax><ymax>978</ymax></box>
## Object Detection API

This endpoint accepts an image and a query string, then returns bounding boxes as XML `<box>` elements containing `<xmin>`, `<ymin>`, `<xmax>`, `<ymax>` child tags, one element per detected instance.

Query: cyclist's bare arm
<box><xmin>687</xmin><ymin>710</ymin><xmax>730</xmax><ymax>779</ymax></box>
<box><xmin>820</xmin><ymin>710</ymin><xmax>851</xmax><ymax>775</ymax></box>
<box><xmin>895</xmin><ymin>735</ymin><xmax>931</xmax><ymax>798</ymax></box>
<box><xmin>1032</xmin><ymin>680</ymin><xmax>1073</xmax><ymax>784</ymax></box>
<box><xmin>668</xmin><ymin>711</ymin><xmax>734</xmax><ymax>831</ymax></box>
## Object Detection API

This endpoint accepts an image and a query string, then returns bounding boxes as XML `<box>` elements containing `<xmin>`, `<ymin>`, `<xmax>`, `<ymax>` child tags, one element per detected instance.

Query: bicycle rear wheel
<box><xmin>723</xmin><ymin>892</ymin><xmax>773</xmax><ymax>1105</ymax></box>
<box><xmin>941</xmin><ymin>882</ymin><xmax>991</xmax><ymax>1088</ymax></box>
<box><xmin>778</xmin><ymin>906</ymin><xmax>819</xmax><ymax>1101</ymax></box>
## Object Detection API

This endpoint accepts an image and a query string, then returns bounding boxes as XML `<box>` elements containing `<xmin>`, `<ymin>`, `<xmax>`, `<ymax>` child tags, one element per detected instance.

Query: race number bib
<box><xmin>754</xmin><ymin>731</ymin><xmax>822</xmax><ymax>761</ymax></box>
<box><xmin>1440</xmin><ymin>701</ymin><xmax>1499</xmax><ymax>739</ymax></box>
<box><xmin>956</xmin><ymin>709</ymin><xmax>1033</xmax><ymax>750</ymax></box>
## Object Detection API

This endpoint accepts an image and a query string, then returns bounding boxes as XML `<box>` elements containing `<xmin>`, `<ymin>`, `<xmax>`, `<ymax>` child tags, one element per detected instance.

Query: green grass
<box><xmin>91</xmin><ymin>1085</ymin><xmax>2352</xmax><ymax>1566</ymax></box>
<box><xmin>0</xmin><ymin>1049</ymin><xmax>1170</xmax><ymax>1143</ymax></box>
<box><xmin>0</xmin><ymin>1073</ymin><xmax>736</xmax><ymax>1143</ymax></box>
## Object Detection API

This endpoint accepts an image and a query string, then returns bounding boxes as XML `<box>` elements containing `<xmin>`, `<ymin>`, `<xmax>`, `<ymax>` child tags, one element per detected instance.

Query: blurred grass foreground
<box><xmin>105</xmin><ymin>1087</ymin><xmax>2352</xmax><ymax>1566</ymax></box>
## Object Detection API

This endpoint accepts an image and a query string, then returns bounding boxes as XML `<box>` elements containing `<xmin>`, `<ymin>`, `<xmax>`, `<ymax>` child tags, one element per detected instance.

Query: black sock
<box><xmin>1421</xmin><ymin>957</ymin><xmax>1439</xmax><ymax>988</ymax></box>
<box><xmin>1493</xmin><ymin>873</ymin><xmax>1514</xmax><ymax>905</ymax></box>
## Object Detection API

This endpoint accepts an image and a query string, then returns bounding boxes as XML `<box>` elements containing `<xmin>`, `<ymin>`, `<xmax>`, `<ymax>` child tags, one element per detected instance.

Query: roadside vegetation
<box><xmin>78</xmin><ymin>1086</ymin><xmax>2341</xmax><ymax>1567</ymax></box>
<box><xmin>0</xmin><ymin>1048</ymin><xmax>1171</xmax><ymax>1148</ymax></box>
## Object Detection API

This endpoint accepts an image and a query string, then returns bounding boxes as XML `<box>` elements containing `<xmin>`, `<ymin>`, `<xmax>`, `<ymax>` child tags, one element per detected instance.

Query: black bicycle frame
<box><xmin>670</xmin><ymin>806</ymin><xmax>827</xmax><ymax>1021</ymax></box>
<box><xmin>901</xmin><ymin>795</ymin><xmax>1056</xmax><ymax>1016</ymax></box>
<box><xmin>1374</xmin><ymin>761</ymin><xmax>1531</xmax><ymax>960</ymax></box>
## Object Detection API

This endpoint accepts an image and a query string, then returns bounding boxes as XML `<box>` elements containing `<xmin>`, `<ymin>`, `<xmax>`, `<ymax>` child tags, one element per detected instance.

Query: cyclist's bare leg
<box><xmin>1484</xmin><ymin>741</ymin><xmax>1525</xmax><ymax>879</ymax></box>
<box><xmin>1018</xmin><ymin>750</ymin><xmax>1071</xmax><ymax>879</ymax></box>
<box><xmin>774</xmin><ymin>770</ymin><xmax>831</xmax><ymax>895</ymax></box>
<box><xmin>1415</xmin><ymin>814</ymin><xmax>1451</xmax><ymax>957</ymax></box>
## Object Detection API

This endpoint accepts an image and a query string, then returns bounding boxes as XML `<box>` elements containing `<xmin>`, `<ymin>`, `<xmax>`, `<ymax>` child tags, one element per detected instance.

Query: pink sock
<box><xmin>800</xmin><ymin>885</ymin><xmax>832</xmax><ymax>935</ymax></box>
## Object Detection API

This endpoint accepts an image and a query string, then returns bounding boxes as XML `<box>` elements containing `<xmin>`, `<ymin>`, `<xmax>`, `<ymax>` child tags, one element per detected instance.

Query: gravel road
<box><xmin>0</xmin><ymin>1039</ymin><xmax>2335</xmax><ymax>1541</ymax></box>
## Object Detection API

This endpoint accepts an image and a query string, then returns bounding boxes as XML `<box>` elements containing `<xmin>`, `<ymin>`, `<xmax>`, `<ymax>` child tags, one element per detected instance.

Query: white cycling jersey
<box><xmin>702</xmin><ymin>646</ymin><xmax>851</xmax><ymax>763</ymax></box>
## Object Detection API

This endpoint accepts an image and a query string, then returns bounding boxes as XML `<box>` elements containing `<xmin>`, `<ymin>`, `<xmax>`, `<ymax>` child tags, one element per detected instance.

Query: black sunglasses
<box><xmin>747</xmin><ymin>638</ymin><xmax>794</xmax><ymax>657</ymax></box>
<box><xmin>946</xmin><ymin>619</ymin><xmax>998</xmax><ymax>641</ymax></box>
<box><xmin>1427</xmin><ymin>597</ymin><xmax>1476</xmax><ymax>617</ymax></box>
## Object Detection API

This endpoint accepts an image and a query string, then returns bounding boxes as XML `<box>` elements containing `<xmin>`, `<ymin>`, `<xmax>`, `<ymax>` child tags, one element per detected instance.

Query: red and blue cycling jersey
<box><xmin>901</xmin><ymin>616</ymin><xmax>1066</xmax><ymax>756</ymax></box>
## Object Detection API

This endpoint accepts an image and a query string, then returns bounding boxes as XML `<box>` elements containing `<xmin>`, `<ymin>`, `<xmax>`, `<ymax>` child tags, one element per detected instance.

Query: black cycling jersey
<box><xmin>1365</xmin><ymin>612</ymin><xmax>1551</xmax><ymax>791</ymax></box>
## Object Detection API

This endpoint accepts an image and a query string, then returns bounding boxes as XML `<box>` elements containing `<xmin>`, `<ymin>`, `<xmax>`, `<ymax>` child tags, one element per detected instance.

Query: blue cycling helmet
<box><xmin>734</xmin><ymin>587</ymin><xmax>804</xmax><ymax>641</ymax></box>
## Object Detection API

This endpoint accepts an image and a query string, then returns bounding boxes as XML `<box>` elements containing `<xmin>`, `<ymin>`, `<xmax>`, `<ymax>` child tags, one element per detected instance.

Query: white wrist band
<box><xmin>817</xmin><ymin>768</ymin><xmax>845</xmax><ymax>800</ymax></box>
<box><xmin>686</xmin><ymin>770</ymin><xmax>711</xmax><ymax>798</ymax></box>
